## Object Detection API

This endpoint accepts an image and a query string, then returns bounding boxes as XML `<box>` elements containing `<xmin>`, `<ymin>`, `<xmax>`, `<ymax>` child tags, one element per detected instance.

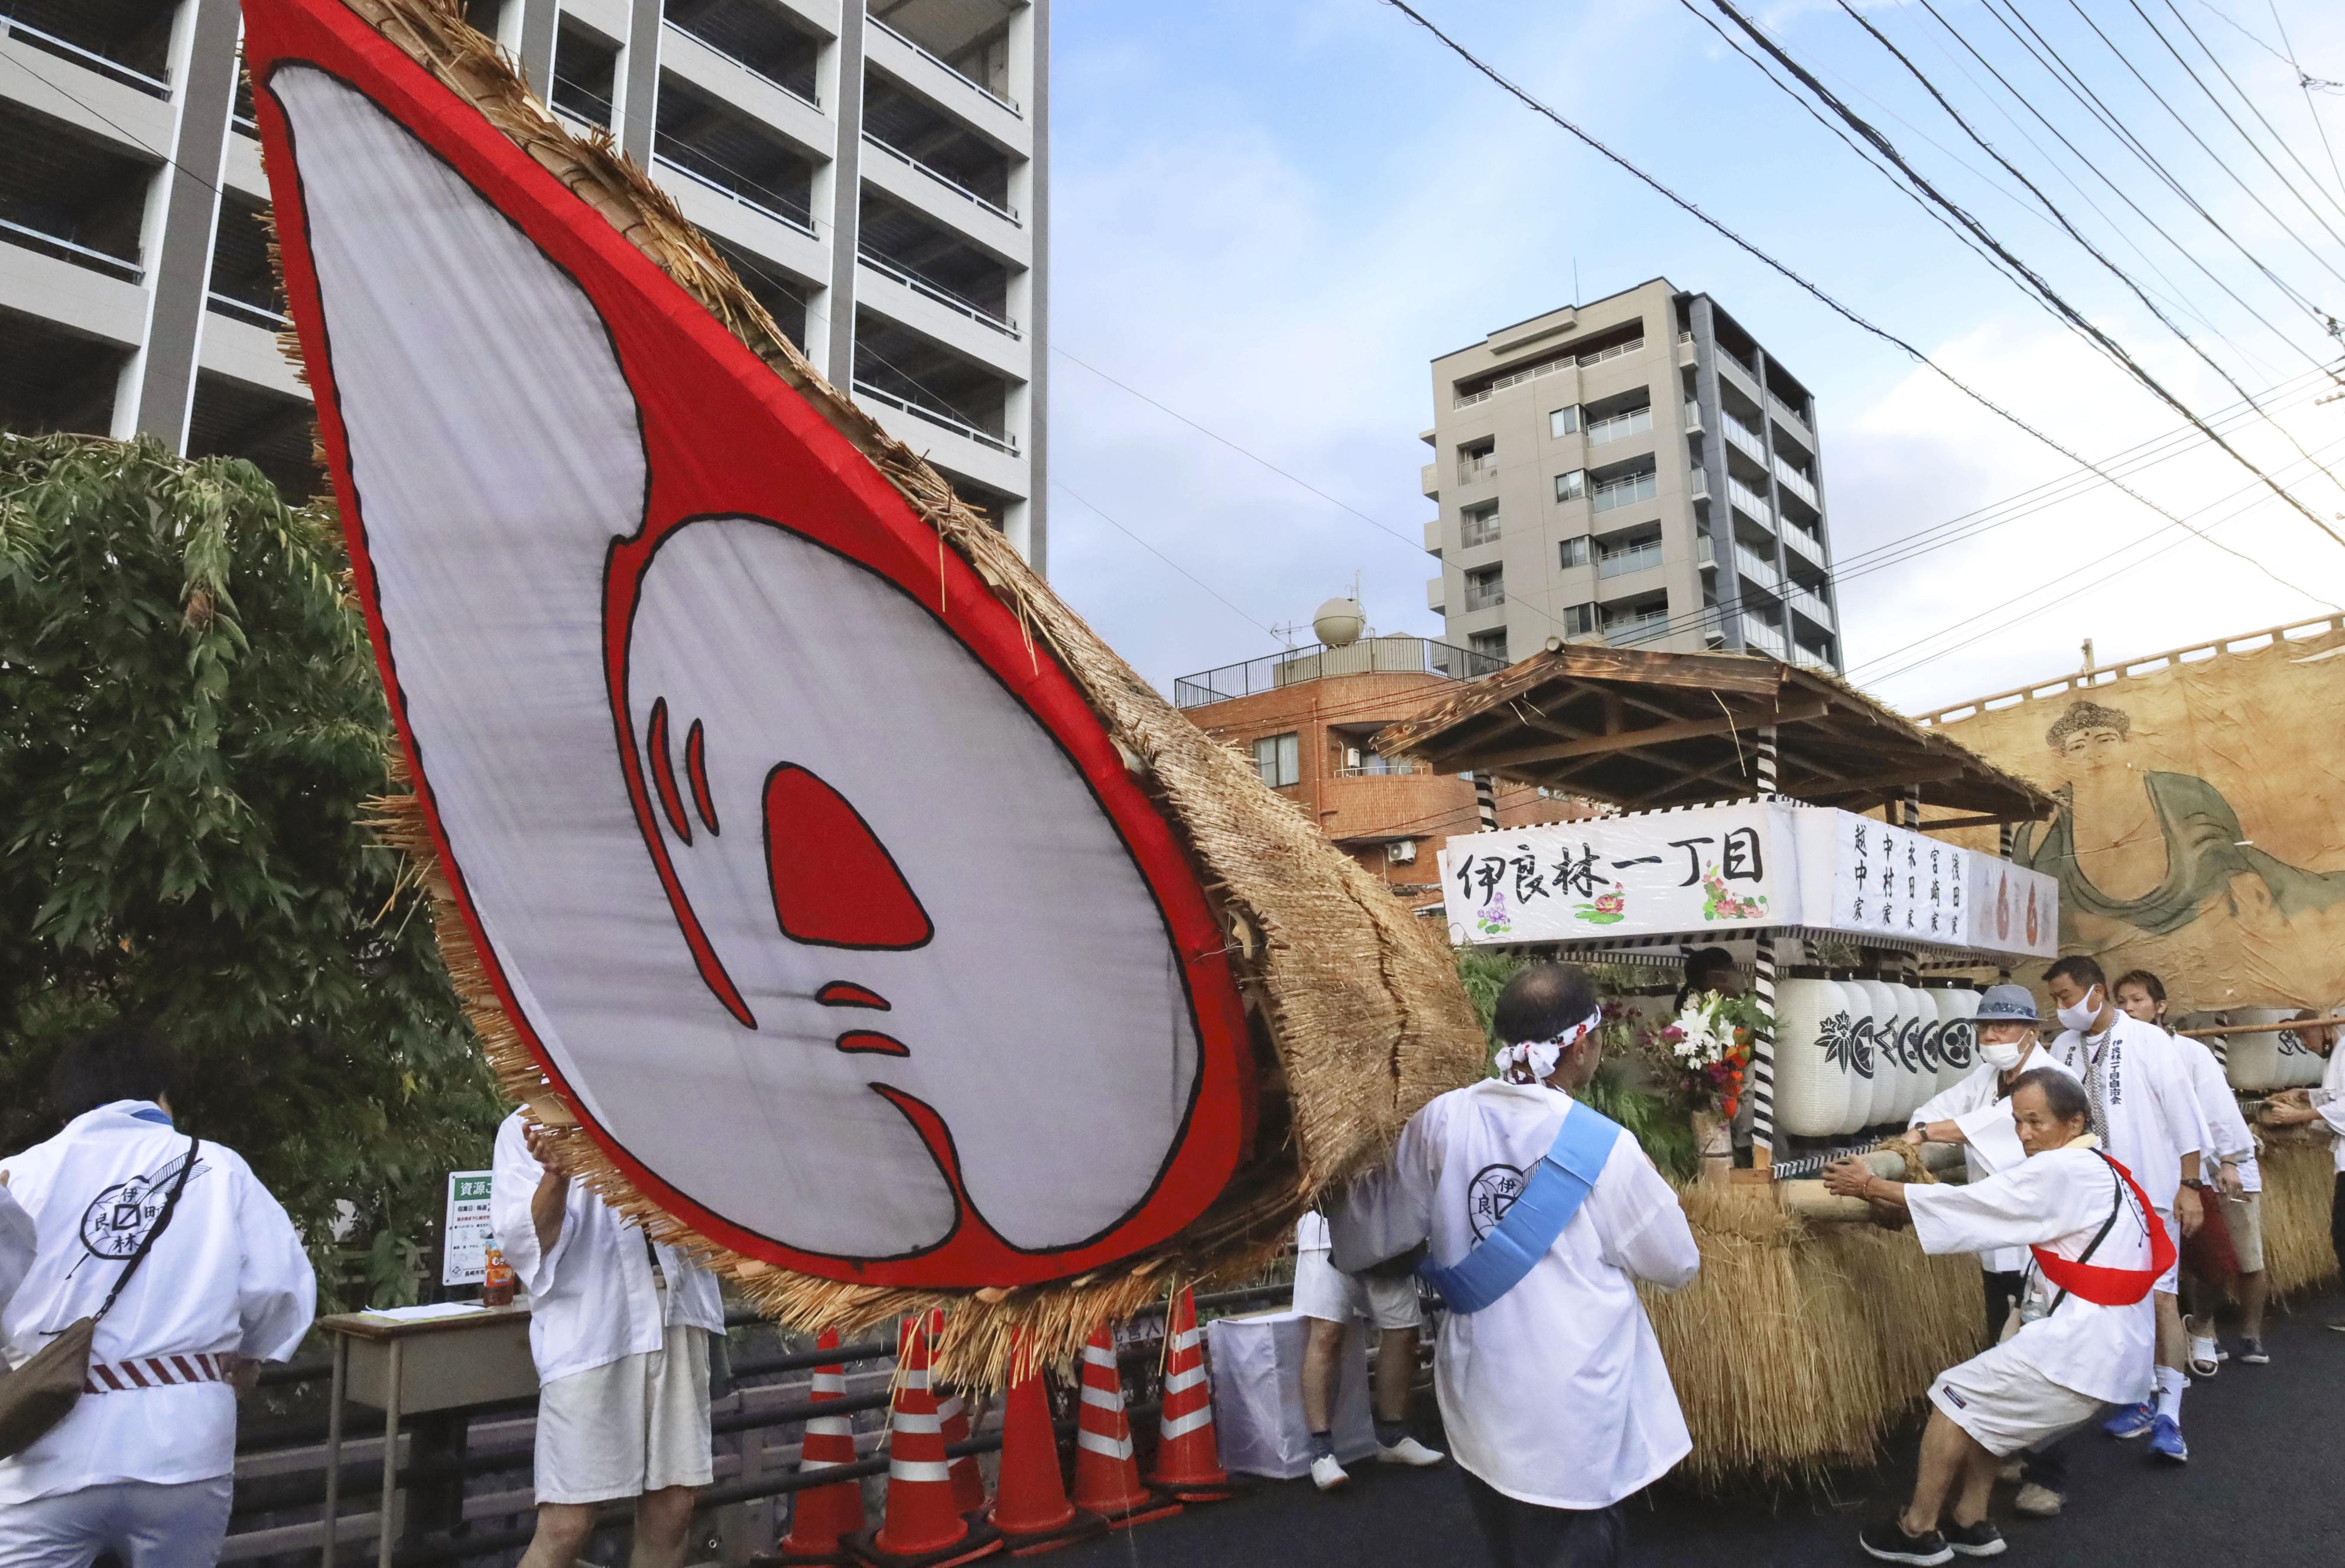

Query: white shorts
<box><xmin>1292</xmin><ymin>1249</ymin><xmax>1421</xmax><ymax>1330</ymax></box>
<box><xmin>2221</xmin><ymin>1191</ymin><xmax>2265</xmax><ymax>1274</ymax></box>
<box><xmin>535</xmin><ymin>1324</ymin><xmax>714</xmax><ymax>1504</ymax></box>
<box><xmin>2154</xmin><ymin>1207</ymin><xmax>2178</xmax><ymax>1296</ymax></box>
<box><xmin>0</xmin><ymin>1476</ymin><xmax>232</xmax><ymax>1568</ymax></box>
<box><xmin>1927</xmin><ymin>1340</ymin><xmax>2104</xmax><ymax>1459</ymax></box>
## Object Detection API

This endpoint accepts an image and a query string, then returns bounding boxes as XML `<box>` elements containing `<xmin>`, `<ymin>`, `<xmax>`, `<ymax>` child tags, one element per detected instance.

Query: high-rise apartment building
<box><xmin>1422</xmin><ymin>277</ymin><xmax>1838</xmax><ymax>671</ymax></box>
<box><xmin>0</xmin><ymin>0</ymin><xmax>1047</xmax><ymax>564</ymax></box>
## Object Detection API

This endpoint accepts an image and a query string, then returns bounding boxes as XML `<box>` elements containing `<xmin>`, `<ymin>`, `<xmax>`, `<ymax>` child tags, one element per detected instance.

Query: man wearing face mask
<box><xmin>1331</xmin><ymin>963</ymin><xmax>1700</xmax><ymax>1568</ymax></box>
<box><xmin>1903</xmin><ymin>988</ymin><xmax>2081</xmax><ymax>1337</ymax></box>
<box><xmin>2040</xmin><ymin>956</ymin><xmax>2209</xmax><ymax>1465</ymax></box>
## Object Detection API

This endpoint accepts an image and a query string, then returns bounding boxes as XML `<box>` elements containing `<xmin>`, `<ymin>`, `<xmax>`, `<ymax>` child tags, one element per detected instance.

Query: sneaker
<box><xmin>1375</xmin><ymin>1435</ymin><xmax>1446</xmax><ymax>1468</ymax></box>
<box><xmin>1945</xmin><ymin>1519</ymin><xmax>2008</xmax><ymax>1557</ymax></box>
<box><xmin>2012</xmin><ymin>1483</ymin><xmax>2064</xmax><ymax>1518</ymax></box>
<box><xmin>1859</xmin><ymin>1517</ymin><xmax>1953</xmax><ymax>1564</ymax></box>
<box><xmin>2103</xmin><ymin>1401</ymin><xmax>2155</xmax><ymax>1439</ymax></box>
<box><xmin>2187</xmin><ymin>1333</ymin><xmax>2219</xmax><ymax>1377</ymax></box>
<box><xmin>1996</xmin><ymin>1459</ymin><xmax>2024</xmax><ymax>1484</ymax></box>
<box><xmin>2326</xmin><ymin>1318</ymin><xmax>2345</xmax><ymax>1333</ymax></box>
<box><xmin>2239</xmin><ymin>1337</ymin><xmax>2269</xmax><ymax>1365</ymax></box>
<box><xmin>2148</xmin><ymin>1413</ymin><xmax>2188</xmax><ymax>1463</ymax></box>
<box><xmin>1308</xmin><ymin>1453</ymin><xmax>1349</xmax><ymax>1491</ymax></box>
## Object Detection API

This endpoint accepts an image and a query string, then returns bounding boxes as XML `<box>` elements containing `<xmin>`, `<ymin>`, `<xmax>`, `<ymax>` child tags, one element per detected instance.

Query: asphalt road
<box><xmin>1053</xmin><ymin>1288</ymin><xmax>2345</xmax><ymax>1568</ymax></box>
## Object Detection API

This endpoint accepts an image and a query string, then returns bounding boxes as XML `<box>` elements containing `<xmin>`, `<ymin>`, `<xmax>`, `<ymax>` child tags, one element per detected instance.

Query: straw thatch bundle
<box><xmin>2256</xmin><ymin>1131</ymin><xmax>2340</xmax><ymax>1298</ymax></box>
<box><xmin>1648</xmin><ymin>1171</ymin><xmax>1983</xmax><ymax>1488</ymax></box>
<box><xmin>300</xmin><ymin>0</ymin><xmax>1483</xmax><ymax>1383</ymax></box>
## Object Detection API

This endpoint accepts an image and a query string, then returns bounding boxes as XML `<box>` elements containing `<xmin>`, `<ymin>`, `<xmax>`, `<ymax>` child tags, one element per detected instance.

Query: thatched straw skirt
<box><xmin>1644</xmin><ymin>1184</ymin><xmax>1985</xmax><ymax>1489</ymax></box>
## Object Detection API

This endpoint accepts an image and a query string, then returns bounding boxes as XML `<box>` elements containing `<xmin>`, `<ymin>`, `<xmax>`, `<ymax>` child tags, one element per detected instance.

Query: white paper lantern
<box><xmin>2221</xmin><ymin>1007</ymin><xmax>2302</xmax><ymax>1092</ymax></box>
<box><xmin>1889</xmin><ymin>982</ymin><xmax>1935</xmax><ymax>1120</ymax></box>
<box><xmin>1850</xmin><ymin>978</ymin><xmax>1904</xmax><ymax>1131</ymax></box>
<box><xmin>1774</xmin><ymin>975</ymin><xmax>1858</xmax><ymax>1138</ymax></box>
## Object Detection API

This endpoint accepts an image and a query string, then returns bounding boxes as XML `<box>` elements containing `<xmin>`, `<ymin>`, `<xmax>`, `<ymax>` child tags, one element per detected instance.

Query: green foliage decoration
<box><xmin>1452</xmin><ymin>947</ymin><xmax>1698</xmax><ymax>1181</ymax></box>
<box><xmin>0</xmin><ymin>433</ymin><xmax>500</xmax><ymax>1310</ymax></box>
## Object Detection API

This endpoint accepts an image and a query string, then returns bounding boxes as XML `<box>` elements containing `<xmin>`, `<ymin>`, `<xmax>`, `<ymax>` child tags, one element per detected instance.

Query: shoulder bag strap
<box><xmin>1417</xmin><ymin>1103</ymin><xmax>1621</xmax><ymax>1315</ymax></box>
<box><xmin>92</xmin><ymin>1137</ymin><xmax>200</xmax><ymax>1324</ymax></box>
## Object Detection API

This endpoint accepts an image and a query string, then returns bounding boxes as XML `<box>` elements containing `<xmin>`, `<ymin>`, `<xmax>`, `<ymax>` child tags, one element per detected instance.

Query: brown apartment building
<box><xmin>1172</xmin><ymin>632</ymin><xmax>1589</xmax><ymax>913</ymax></box>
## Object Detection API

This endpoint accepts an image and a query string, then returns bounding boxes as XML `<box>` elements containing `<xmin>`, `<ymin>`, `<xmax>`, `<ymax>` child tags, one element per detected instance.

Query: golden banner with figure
<box><xmin>1921</xmin><ymin>618</ymin><xmax>2345</xmax><ymax>1012</ymax></box>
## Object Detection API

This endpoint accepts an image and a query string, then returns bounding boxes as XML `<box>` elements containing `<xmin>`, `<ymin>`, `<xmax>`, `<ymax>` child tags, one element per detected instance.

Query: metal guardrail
<box><xmin>652</xmin><ymin>151</ymin><xmax>818</xmax><ymax>238</ymax></box>
<box><xmin>868</xmin><ymin>15</ymin><xmax>1021</xmax><ymax>116</ymax></box>
<box><xmin>2</xmin><ymin>15</ymin><xmax>171</xmax><ymax>97</ymax></box>
<box><xmin>857</xmin><ymin>245</ymin><xmax>1018</xmax><ymax>337</ymax></box>
<box><xmin>0</xmin><ymin>215</ymin><xmax>142</xmax><ymax>281</ymax></box>
<box><xmin>662</xmin><ymin>18</ymin><xmax>821</xmax><ymax>112</ymax></box>
<box><xmin>232</xmin><ymin>1284</ymin><xmax>1292</xmax><ymax>1565</ymax></box>
<box><xmin>208</xmin><ymin>291</ymin><xmax>290</xmax><ymax>329</ymax></box>
<box><xmin>1173</xmin><ymin>635</ymin><xmax>1502</xmax><ymax>708</ymax></box>
<box><xmin>850</xmin><ymin>379</ymin><xmax>1018</xmax><ymax>454</ymax></box>
<box><xmin>861</xmin><ymin>132</ymin><xmax>1019</xmax><ymax>224</ymax></box>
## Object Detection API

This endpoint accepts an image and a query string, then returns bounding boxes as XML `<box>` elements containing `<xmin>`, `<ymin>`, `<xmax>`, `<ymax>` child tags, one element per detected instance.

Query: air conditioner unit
<box><xmin>1388</xmin><ymin>839</ymin><xmax>1418</xmax><ymax>865</ymax></box>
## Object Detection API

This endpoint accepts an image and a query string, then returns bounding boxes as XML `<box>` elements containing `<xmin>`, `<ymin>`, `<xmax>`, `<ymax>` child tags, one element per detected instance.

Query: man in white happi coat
<box><xmin>1827</xmin><ymin>1069</ymin><xmax>2164</xmax><ymax>1565</ymax></box>
<box><xmin>1334</xmin><ymin>963</ymin><xmax>1700</xmax><ymax>1568</ymax></box>
<box><xmin>2039</xmin><ymin>955</ymin><xmax>2207</xmax><ymax>1463</ymax></box>
<box><xmin>1902</xmin><ymin>985</ymin><xmax>2080</xmax><ymax>1339</ymax></box>
<box><xmin>2258</xmin><ymin>1009</ymin><xmax>2345</xmax><ymax>1333</ymax></box>
<box><xmin>2110</xmin><ymin>970</ymin><xmax>2265</xmax><ymax>1369</ymax></box>
<box><xmin>491</xmin><ymin>1108</ymin><xmax>726</xmax><ymax>1568</ymax></box>
<box><xmin>0</xmin><ymin>1022</ymin><xmax>316</xmax><ymax>1568</ymax></box>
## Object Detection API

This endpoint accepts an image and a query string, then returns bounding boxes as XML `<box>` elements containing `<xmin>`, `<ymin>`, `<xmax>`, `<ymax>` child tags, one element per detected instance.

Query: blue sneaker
<box><xmin>2102</xmin><ymin>1402</ymin><xmax>2155</xmax><ymax>1439</ymax></box>
<box><xmin>2148</xmin><ymin>1413</ymin><xmax>2188</xmax><ymax>1462</ymax></box>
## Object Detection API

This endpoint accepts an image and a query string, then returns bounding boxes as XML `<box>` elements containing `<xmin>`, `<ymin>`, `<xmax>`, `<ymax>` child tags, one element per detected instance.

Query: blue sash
<box><xmin>1417</xmin><ymin>1101</ymin><xmax>1623</xmax><ymax>1314</ymax></box>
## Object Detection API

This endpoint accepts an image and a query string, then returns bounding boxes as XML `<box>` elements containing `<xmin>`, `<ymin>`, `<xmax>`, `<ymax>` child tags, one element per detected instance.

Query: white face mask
<box><xmin>2055</xmin><ymin>985</ymin><xmax>2103</xmax><ymax>1034</ymax></box>
<box><xmin>1979</xmin><ymin>1038</ymin><xmax>2025</xmax><ymax>1072</ymax></box>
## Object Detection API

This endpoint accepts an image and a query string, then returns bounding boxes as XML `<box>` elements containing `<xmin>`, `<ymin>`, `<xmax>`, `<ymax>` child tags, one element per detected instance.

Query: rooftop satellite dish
<box><xmin>1313</xmin><ymin>597</ymin><xmax>1366</xmax><ymax>648</ymax></box>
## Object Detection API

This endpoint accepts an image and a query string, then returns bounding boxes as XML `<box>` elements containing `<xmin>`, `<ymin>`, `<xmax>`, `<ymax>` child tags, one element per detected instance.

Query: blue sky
<box><xmin>1040</xmin><ymin>0</ymin><xmax>2345</xmax><ymax>712</ymax></box>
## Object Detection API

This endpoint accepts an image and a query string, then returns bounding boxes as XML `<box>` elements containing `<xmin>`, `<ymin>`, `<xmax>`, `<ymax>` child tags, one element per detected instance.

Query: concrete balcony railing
<box><xmin>1733</xmin><ymin>544</ymin><xmax>1781</xmax><ymax>595</ymax></box>
<box><xmin>1774</xmin><ymin>456</ymin><xmax>1818</xmax><ymax>508</ymax></box>
<box><xmin>860</xmin><ymin>132</ymin><xmax>1019</xmax><ymax>225</ymax></box>
<box><xmin>867</xmin><ymin>15</ymin><xmax>1021</xmax><ymax>116</ymax></box>
<box><xmin>1787</xmin><ymin>585</ymin><xmax>1835</xmax><ymax>629</ymax></box>
<box><xmin>1727</xmin><ymin>476</ymin><xmax>1774</xmax><ymax>528</ymax></box>
<box><xmin>1681</xmin><ymin>398</ymin><xmax>1701</xmax><ymax>432</ymax></box>
<box><xmin>1721</xmin><ymin>411</ymin><xmax>1767</xmax><ymax>466</ymax></box>
<box><xmin>1597</xmin><ymin>540</ymin><xmax>1662</xmax><ymax>580</ymax></box>
<box><xmin>2</xmin><ymin>14</ymin><xmax>170</xmax><ymax>99</ymax></box>
<box><xmin>1587</xmin><ymin>405</ymin><xmax>1652</xmax><ymax>447</ymax></box>
<box><xmin>1783</xmin><ymin>521</ymin><xmax>1827</xmax><ymax>567</ymax></box>
<box><xmin>1768</xmin><ymin>388</ymin><xmax>1814</xmax><ymax>441</ymax></box>
<box><xmin>1742</xmin><ymin>619</ymin><xmax>1788</xmax><ymax>658</ymax></box>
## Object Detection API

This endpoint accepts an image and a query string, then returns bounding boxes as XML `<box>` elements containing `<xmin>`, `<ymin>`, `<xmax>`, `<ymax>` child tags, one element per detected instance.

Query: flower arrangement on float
<box><xmin>1640</xmin><ymin>990</ymin><xmax>1774</xmax><ymax>1179</ymax></box>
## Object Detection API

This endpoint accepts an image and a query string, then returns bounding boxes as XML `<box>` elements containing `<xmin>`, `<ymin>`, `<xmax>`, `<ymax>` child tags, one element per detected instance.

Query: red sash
<box><xmin>2028</xmin><ymin>1151</ymin><xmax>2173</xmax><ymax>1309</ymax></box>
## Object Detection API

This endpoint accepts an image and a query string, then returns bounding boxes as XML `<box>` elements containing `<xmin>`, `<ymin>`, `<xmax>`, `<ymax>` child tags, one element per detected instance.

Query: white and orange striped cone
<box><xmin>927</xmin><ymin>1311</ymin><xmax>990</xmax><ymax>1518</ymax></box>
<box><xmin>1068</xmin><ymin>1324</ymin><xmax>1181</xmax><ymax>1531</ymax></box>
<box><xmin>845</xmin><ymin>1318</ymin><xmax>1001</xmax><ymax>1568</ymax></box>
<box><xmin>987</xmin><ymin>1335</ymin><xmax>1107</xmax><ymax>1557</ymax></box>
<box><xmin>768</xmin><ymin>1330</ymin><xmax>864</xmax><ymax>1565</ymax></box>
<box><xmin>1146</xmin><ymin>1289</ymin><xmax>1234</xmax><ymax>1502</ymax></box>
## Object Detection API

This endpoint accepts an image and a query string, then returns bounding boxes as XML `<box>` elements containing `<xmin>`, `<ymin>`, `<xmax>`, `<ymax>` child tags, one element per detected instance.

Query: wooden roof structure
<box><xmin>1376</xmin><ymin>645</ymin><xmax>2055</xmax><ymax>827</ymax></box>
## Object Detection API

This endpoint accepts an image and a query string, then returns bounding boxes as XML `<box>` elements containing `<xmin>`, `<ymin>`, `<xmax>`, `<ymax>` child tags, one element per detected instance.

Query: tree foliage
<box><xmin>0</xmin><ymin>433</ymin><xmax>500</xmax><ymax>1307</ymax></box>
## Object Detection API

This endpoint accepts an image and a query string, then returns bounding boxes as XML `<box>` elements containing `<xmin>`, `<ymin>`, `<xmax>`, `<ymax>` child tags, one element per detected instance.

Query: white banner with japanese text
<box><xmin>1439</xmin><ymin>801</ymin><xmax>2057</xmax><ymax>959</ymax></box>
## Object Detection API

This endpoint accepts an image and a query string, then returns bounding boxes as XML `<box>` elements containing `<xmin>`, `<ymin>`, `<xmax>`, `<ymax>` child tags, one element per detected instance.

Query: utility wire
<box><xmin>1914</xmin><ymin>0</ymin><xmax>2338</xmax><ymax>378</ymax></box>
<box><xmin>2054</xmin><ymin>0</ymin><xmax>2345</xmax><ymax>289</ymax></box>
<box><xmin>1808</xmin><ymin>0</ymin><xmax>2345</xmax><ymax>502</ymax></box>
<box><xmin>1704</xmin><ymin>0</ymin><xmax>2345</xmax><ymax>548</ymax></box>
<box><xmin>2268</xmin><ymin>1</ymin><xmax>2345</xmax><ymax>199</ymax></box>
<box><xmin>1975</xmin><ymin>0</ymin><xmax>2337</xmax><ymax>330</ymax></box>
<box><xmin>2129</xmin><ymin>0</ymin><xmax>2345</xmax><ymax>229</ymax></box>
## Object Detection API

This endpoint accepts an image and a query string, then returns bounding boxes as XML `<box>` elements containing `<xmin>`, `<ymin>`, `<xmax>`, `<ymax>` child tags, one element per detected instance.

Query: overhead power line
<box><xmin>1375</xmin><ymin>0</ymin><xmax>2331</xmax><ymax>602</ymax></box>
<box><xmin>1703</xmin><ymin>0</ymin><xmax>2345</xmax><ymax>548</ymax></box>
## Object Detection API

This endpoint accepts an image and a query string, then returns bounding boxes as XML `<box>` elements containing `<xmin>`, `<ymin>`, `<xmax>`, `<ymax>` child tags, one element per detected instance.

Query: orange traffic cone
<box><xmin>987</xmin><ymin>1336</ymin><xmax>1106</xmax><ymax>1557</ymax></box>
<box><xmin>846</xmin><ymin>1317</ymin><xmax>1001</xmax><ymax>1568</ymax></box>
<box><xmin>1069</xmin><ymin>1324</ymin><xmax>1181</xmax><ymax>1531</ymax></box>
<box><xmin>927</xmin><ymin>1312</ymin><xmax>989</xmax><ymax>1517</ymax></box>
<box><xmin>768</xmin><ymin>1330</ymin><xmax>865</xmax><ymax>1564</ymax></box>
<box><xmin>1146</xmin><ymin>1290</ymin><xmax>1235</xmax><ymax>1502</ymax></box>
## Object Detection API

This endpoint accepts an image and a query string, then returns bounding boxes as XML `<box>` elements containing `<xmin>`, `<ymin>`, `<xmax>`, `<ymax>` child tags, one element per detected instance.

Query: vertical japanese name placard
<box><xmin>1440</xmin><ymin>802</ymin><xmax>1793</xmax><ymax>946</ymax></box>
<box><xmin>1819</xmin><ymin>813</ymin><xmax>1971</xmax><ymax>947</ymax></box>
